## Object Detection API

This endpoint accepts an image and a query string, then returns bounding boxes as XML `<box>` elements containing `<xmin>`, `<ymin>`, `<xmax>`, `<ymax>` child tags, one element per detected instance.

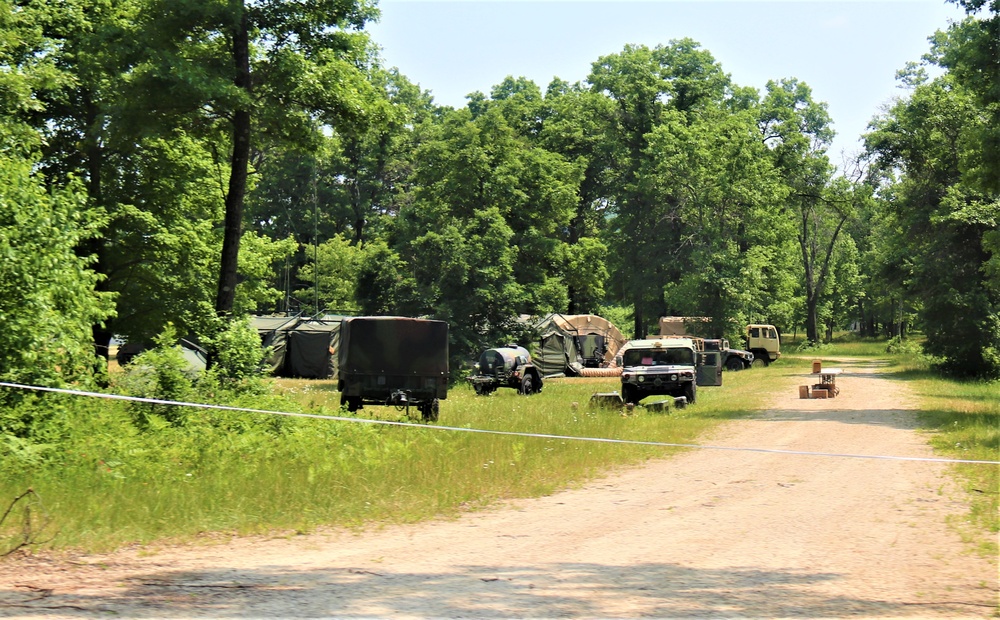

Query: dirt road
<box><xmin>1</xmin><ymin>359</ymin><xmax>997</xmax><ymax>618</ymax></box>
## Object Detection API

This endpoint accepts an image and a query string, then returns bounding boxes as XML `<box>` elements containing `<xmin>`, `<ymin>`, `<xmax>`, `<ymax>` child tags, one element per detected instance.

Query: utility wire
<box><xmin>1</xmin><ymin>381</ymin><xmax>997</xmax><ymax>465</ymax></box>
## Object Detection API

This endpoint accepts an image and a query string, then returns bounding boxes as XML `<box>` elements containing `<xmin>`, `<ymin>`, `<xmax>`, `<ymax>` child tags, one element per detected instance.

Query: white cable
<box><xmin>1</xmin><ymin>381</ymin><xmax>997</xmax><ymax>465</ymax></box>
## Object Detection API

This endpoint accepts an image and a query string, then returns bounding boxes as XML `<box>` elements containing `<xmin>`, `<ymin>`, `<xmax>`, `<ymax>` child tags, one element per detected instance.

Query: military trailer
<box><xmin>337</xmin><ymin>317</ymin><xmax>448</xmax><ymax>422</ymax></box>
<box><xmin>616</xmin><ymin>338</ymin><xmax>699</xmax><ymax>405</ymax></box>
<box><xmin>467</xmin><ymin>345</ymin><xmax>543</xmax><ymax>396</ymax></box>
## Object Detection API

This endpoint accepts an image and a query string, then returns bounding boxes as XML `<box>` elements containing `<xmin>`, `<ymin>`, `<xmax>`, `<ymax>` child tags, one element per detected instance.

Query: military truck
<box><xmin>659</xmin><ymin>316</ymin><xmax>774</xmax><ymax>370</ymax></box>
<box><xmin>616</xmin><ymin>338</ymin><xmax>699</xmax><ymax>405</ymax></box>
<box><xmin>337</xmin><ymin>317</ymin><xmax>448</xmax><ymax>422</ymax></box>
<box><xmin>704</xmin><ymin>338</ymin><xmax>755</xmax><ymax>371</ymax></box>
<box><xmin>466</xmin><ymin>345</ymin><xmax>543</xmax><ymax>395</ymax></box>
<box><xmin>746</xmin><ymin>324</ymin><xmax>781</xmax><ymax>367</ymax></box>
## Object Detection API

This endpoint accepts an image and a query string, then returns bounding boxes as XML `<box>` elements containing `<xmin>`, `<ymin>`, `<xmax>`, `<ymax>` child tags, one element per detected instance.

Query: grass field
<box><xmin>1</xmin><ymin>338</ymin><xmax>995</xmax><ymax>555</ymax></box>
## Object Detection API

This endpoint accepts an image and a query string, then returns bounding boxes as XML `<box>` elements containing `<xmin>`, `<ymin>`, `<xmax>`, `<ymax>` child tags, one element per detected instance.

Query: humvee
<box><xmin>467</xmin><ymin>345</ymin><xmax>543</xmax><ymax>395</ymax></box>
<box><xmin>337</xmin><ymin>317</ymin><xmax>448</xmax><ymax>422</ymax></box>
<box><xmin>617</xmin><ymin>338</ymin><xmax>698</xmax><ymax>405</ymax></box>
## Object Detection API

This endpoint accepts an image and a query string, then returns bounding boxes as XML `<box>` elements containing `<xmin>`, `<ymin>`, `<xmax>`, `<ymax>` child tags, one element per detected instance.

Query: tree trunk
<box><xmin>83</xmin><ymin>92</ymin><xmax>113</xmax><ymax>375</ymax></box>
<box><xmin>805</xmin><ymin>291</ymin><xmax>820</xmax><ymax>344</ymax></box>
<box><xmin>215</xmin><ymin>7</ymin><xmax>252</xmax><ymax>317</ymax></box>
<box><xmin>633</xmin><ymin>299</ymin><xmax>645</xmax><ymax>339</ymax></box>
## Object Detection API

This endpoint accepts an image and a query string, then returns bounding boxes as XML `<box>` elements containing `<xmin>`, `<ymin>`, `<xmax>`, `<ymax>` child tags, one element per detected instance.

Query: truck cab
<box><xmin>746</xmin><ymin>324</ymin><xmax>781</xmax><ymax>366</ymax></box>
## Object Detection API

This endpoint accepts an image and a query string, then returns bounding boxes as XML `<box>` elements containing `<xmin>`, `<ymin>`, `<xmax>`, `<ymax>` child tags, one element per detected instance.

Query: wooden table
<box><xmin>812</xmin><ymin>368</ymin><xmax>842</xmax><ymax>397</ymax></box>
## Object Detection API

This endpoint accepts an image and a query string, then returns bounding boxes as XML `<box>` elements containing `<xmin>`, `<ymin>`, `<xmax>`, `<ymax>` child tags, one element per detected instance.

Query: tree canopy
<box><xmin>2</xmin><ymin>0</ymin><xmax>997</xmax><ymax>382</ymax></box>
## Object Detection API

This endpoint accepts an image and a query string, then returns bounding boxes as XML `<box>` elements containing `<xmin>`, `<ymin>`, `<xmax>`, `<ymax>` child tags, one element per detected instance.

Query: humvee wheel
<box><xmin>520</xmin><ymin>375</ymin><xmax>536</xmax><ymax>395</ymax></box>
<box><xmin>420</xmin><ymin>399</ymin><xmax>440</xmax><ymax>422</ymax></box>
<box><xmin>621</xmin><ymin>383</ymin><xmax>639</xmax><ymax>405</ymax></box>
<box><xmin>725</xmin><ymin>357</ymin><xmax>745</xmax><ymax>372</ymax></box>
<box><xmin>684</xmin><ymin>382</ymin><xmax>697</xmax><ymax>404</ymax></box>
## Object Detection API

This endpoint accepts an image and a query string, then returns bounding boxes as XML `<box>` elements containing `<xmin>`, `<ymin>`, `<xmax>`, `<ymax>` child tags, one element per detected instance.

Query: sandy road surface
<box><xmin>0</xmin><ymin>359</ymin><xmax>997</xmax><ymax>619</ymax></box>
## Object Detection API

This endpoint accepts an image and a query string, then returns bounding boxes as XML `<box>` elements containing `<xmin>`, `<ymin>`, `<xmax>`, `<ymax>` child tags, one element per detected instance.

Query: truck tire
<box><xmin>725</xmin><ymin>357</ymin><xmax>745</xmax><ymax>371</ymax></box>
<box><xmin>420</xmin><ymin>399</ymin><xmax>439</xmax><ymax>422</ymax></box>
<box><xmin>751</xmin><ymin>348</ymin><xmax>775</xmax><ymax>367</ymax></box>
<box><xmin>520</xmin><ymin>374</ymin><xmax>537</xmax><ymax>395</ymax></box>
<box><xmin>622</xmin><ymin>383</ymin><xmax>639</xmax><ymax>405</ymax></box>
<box><xmin>340</xmin><ymin>394</ymin><xmax>362</xmax><ymax>412</ymax></box>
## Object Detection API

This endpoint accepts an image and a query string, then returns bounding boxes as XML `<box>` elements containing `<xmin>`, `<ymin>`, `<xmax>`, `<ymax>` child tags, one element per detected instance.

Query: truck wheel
<box><xmin>725</xmin><ymin>357</ymin><xmax>744</xmax><ymax>372</ymax></box>
<box><xmin>420</xmin><ymin>399</ymin><xmax>439</xmax><ymax>422</ymax></box>
<box><xmin>751</xmin><ymin>356</ymin><xmax>767</xmax><ymax>368</ymax></box>
<box><xmin>684</xmin><ymin>382</ymin><xmax>697</xmax><ymax>404</ymax></box>
<box><xmin>520</xmin><ymin>375</ymin><xmax>536</xmax><ymax>395</ymax></box>
<box><xmin>340</xmin><ymin>394</ymin><xmax>361</xmax><ymax>412</ymax></box>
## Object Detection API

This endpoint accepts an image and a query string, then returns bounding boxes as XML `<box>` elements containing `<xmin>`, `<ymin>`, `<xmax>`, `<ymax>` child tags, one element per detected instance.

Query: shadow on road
<box><xmin>3</xmin><ymin>559</ymin><xmax>989</xmax><ymax>618</ymax></box>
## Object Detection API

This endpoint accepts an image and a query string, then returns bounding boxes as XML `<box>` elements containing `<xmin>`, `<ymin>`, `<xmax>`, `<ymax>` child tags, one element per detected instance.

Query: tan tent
<box><xmin>531</xmin><ymin>314</ymin><xmax>627</xmax><ymax>377</ymax></box>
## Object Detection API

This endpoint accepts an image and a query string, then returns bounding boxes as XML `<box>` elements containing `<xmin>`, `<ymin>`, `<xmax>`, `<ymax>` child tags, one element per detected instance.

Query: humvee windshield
<box><xmin>622</xmin><ymin>347</ymin><xmax>694</xmax><ymax>367</ymax></box>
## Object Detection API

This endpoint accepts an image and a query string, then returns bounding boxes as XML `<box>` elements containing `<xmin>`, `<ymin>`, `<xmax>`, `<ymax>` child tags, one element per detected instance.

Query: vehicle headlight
<box><xmin>638</xmin><ymin>376</ymin><xmax>645</xmax><ymax>383</ymax></box>
<box><xmin>671</xmin><ymin>374</ymin><xmax>678</xmax><ymax>381</ymax></box>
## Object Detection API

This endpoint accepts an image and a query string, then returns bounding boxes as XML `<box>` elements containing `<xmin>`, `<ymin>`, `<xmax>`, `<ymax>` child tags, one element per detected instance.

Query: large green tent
<box><xmin>250</xmin><ymin>315</ymin><xmax>300</xmax><ymax>375</ymax></box>
<box><xmin>284</xmin><ymin>318</ymin><xmax>343</xmax><ymax>379</ymax></box>
<box><xmin>531</xmin><ymin>314</ymin><xmax>627</xmax><ymax>377</ymax></box>
<box><xmin>251</xmin><ymin>315</ymin><xmax>346</xmax><ymax>379</ymax></box>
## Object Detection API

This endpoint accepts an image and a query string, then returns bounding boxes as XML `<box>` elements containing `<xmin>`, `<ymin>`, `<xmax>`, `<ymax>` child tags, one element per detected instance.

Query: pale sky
<box><xmin>366</xmin><ymin>0</ymin><xmax>968</xmax><ymax>169</ymax></box>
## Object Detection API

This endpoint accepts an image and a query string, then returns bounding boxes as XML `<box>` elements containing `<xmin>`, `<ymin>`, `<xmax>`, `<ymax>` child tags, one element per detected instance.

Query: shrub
<box><xmin>206</xmin><ymin>317</ymin><xmax>268</xmax><ymax>382</ymax></box>
<box><xmin>114</xmin><ymin>325</ymin><xmax>197</xmax><ymax>428</ymax></box>
<box><xmin>886</xmin><ymin>336</ymin><xmax>922</xmax><ymax>356</ymax></box>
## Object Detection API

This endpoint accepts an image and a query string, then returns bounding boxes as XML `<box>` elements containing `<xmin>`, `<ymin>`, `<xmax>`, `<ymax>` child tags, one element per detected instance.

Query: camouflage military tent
<box><xmin>283</xmin><ymin>318</ymin><xmax>344</xmax><ymax>379</ymax></box>
<box><xmin>250</xmin><ymin>315</ymin><xmax>300</xmax><ymax>375</ymax></box>
<box><xmin>250</xmin><ymin>315</ymin><xmax>346</xmax><ymax>378</ymax></box>
<box><xmin>531</xmin><ymin>314</ymin><xmax>627</xmax><ymax>377</ymax></box>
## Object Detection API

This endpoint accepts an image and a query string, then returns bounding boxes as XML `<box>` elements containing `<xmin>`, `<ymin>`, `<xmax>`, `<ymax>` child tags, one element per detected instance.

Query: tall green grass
<box><xmin>0</xmin><ymin>372</ymin><xmax>766</xmax><ymax>552</ymax></box>
<box><xmin>903</xmin><ymin>369</ymin><xmax>999</xmax><ymax>556</ymax></box>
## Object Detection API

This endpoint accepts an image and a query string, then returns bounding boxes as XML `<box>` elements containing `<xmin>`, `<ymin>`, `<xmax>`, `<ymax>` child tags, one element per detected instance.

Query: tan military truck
<box><xmin>745</xmin><ymin>323</ymin><xmax>781</xmax><ymax>367</ymax></box>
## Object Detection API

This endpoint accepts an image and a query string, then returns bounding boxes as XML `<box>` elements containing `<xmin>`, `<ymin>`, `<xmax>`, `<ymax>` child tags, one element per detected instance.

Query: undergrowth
<box><xmin>0</xmin><ymin>369</ymin><xmax>765</xmax><ymax>552</ymax></box>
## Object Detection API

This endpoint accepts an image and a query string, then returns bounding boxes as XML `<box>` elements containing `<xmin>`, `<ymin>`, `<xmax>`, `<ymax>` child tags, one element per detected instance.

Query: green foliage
<box><xmin>207</xmin><ymin>317</ymin><xmax>269</xmax><ymax>383</ymax></box>
<box><xmin>115</xmin><ymin>325</ymin><xmax>197</xmax><ymax>427</ymax></box>
<box><xmin>297</xmin><ymin>234</ymin><xmax>363</xmax><ymax>314</ymax></box>
<box><xmin>0</xmin><ymin>157</ymin><xmax>114</xmax><ymax>393</ymax></box>
<box><xmin>866</xmin><ymin>68</ymin><xmax>1000</xmax><ymax>379</ymax></box>
<box><xmin>234</xmin><ymin>231</ymin><xmax>298</xmax><ymax>315</ymax></box>
<box><xmin>885</xmin><ymin>336</ymin><xmax>923</xmax><ymax>356</ymax></box>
